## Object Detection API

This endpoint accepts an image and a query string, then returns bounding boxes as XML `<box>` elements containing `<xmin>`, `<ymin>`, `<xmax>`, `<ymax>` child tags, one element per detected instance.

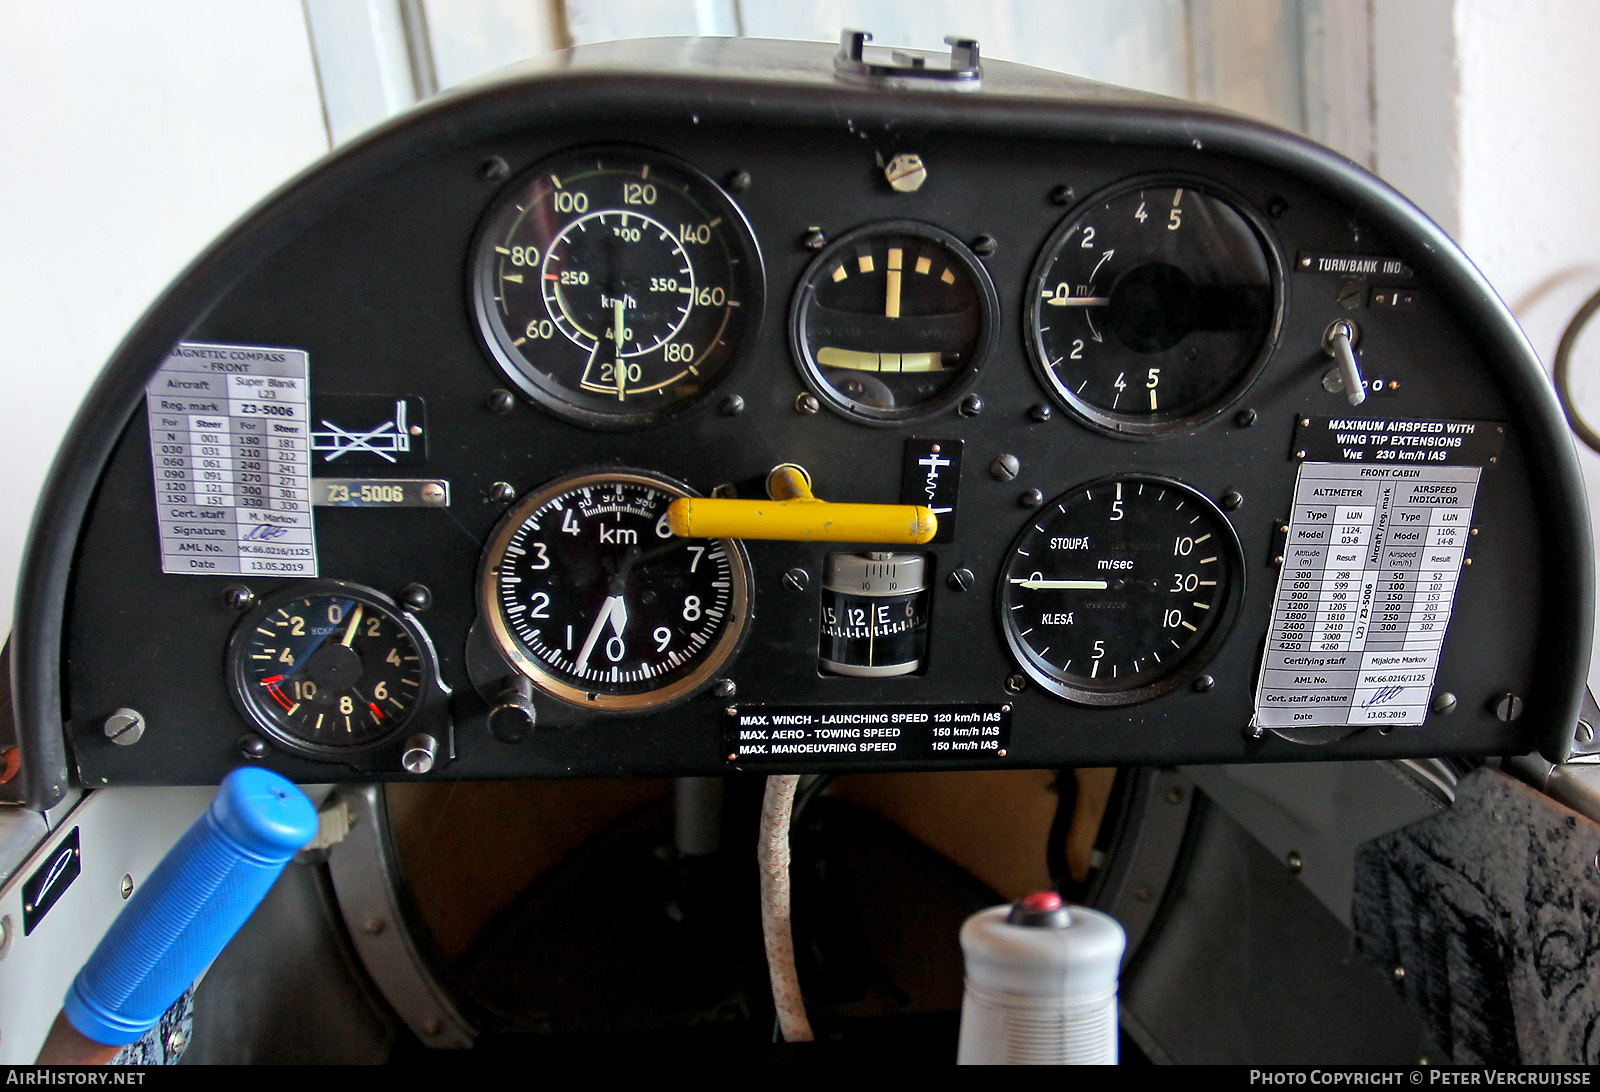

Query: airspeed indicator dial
<box><xmin>998</xmin><ymin>476</ymin><xmax>1243</xmax><ymax>705</ymax></box>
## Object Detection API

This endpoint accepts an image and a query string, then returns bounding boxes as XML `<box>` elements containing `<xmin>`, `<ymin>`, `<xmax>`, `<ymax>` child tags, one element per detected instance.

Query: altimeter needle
<box><xmin>1008</xmin><ymin>578</ymin><xmax>1110</xmax><ymax>590</ymax></box>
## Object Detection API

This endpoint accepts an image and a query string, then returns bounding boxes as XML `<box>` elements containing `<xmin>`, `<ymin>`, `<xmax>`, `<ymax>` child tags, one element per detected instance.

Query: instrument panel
<box><xmin>16</xmin><ymin>37</ymin><xmax>1588</xmax><ymax>800</ymax></box>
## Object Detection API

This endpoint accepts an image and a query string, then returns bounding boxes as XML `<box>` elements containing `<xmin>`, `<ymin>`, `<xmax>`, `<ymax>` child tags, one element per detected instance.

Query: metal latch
<box><xmin>834</xmin><ymin>30</ymin><xmax>982</xmax><ymax>91</ymax></box>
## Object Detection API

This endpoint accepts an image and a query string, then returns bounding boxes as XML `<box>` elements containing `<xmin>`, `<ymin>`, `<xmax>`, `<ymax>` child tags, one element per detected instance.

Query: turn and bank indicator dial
<box><xmin>998</xmin><ymin>476</ymin><xmax>1244</xmax><ymax>705</ymax></box>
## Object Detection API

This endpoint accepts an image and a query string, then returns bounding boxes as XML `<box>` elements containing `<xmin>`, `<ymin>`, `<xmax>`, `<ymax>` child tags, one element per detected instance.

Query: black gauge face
<box><xmin>792</xmin><ymin>221</ymin><xmax>998</xmax><ymax>423</ymax></box>
<box><xmin>1027</xmin><ymin>181</ymin><xmax>1280</xmax><ymax>435</ymax></box>
<box><xmin>229</xmin><ymin>584</ymin><xmax>431</xmax><ymax>752</ymax></box>
<box><xmin>472</xmin><ymin>148</ymin><xmax>762</xmax><ymax>428</ymax></box>
<box><xmin>998</xmin><ymin>476</ymin><xmax>1243</xmax><ymax>705</ymax></box>
<box><xmin>481</xmin><ymin>470</ymin><xmax>752</xmax><ymax>711</ymax></box>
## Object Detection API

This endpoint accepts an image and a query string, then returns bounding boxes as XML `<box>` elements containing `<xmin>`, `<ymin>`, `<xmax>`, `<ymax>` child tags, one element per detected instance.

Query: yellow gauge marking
<box><xmin>514</xmin><ymin>337</ymin><xmax>526</xmax><ymax>346</ymax></box>
<box><xmin>1193</xmin><ymin>601</ymin><xmax>1211</xmax><ymax>609</ymax></box>
<box><xmin>504</xmin><ymin>273</ymin><xmax>524</xmax><ymax>283</ymax></box>
<box><xmin>886</xmin><ymin>247</ymin><xmax>903</xmax><ymax>318</ymax></box>
<box><xmin>1200</xmin><ymin>556</ymin><xmax>1218</xmax><ymax>564</ymax></box>
<box><xmin>1150</xmin><ymin>389</ymin><xmax>1158</xmax><ymax>410</ymax></box>
<box><xmin>255</xmin><ymin>627</ymin><xmax>274</xmax><ymax>636</ymax></box>
<box><xmin>709</xmin><ymin>216</ymin><xmax>721</xmax><ymax>227</ymax></box>
<box><xmin>816</xmin><ymin>348</ymin><xmax>943</xmax><ymax>373</ymax></box>
<box><xmin>1180</xmin><ymin>620</ymin><xmax>1198</xmax><ymax>631</ymax></box>
<box><xmin>640</xmin><ymin>163</ymin><xmax>649</xmax><ymax>179</ymax></box>
<box><xmin>287</xmin><ymin>703</ymin><xmax>300</xmax><ymax>716</ymax></box>
<box><xmin>1195</xmin><ymin>533</ymin><xmax>1212</xmax><ymax>544</ymax></box>
<box><xmin>551</xmin><ymin>175</ymin><xmax>563</xmax><ymax>188</ymax></box>
<box><xmin>494</xmin><ymin>246</ymin><xmax>511</xmax><ymax>255</ymax></box>
<box><xmin>1199</xmin><ymin>580</ymin><xmax>1217</xmax><ymax>586</ymax></box>
<box><xmin>940</xmin><ymin>268</ymin><xmax>956</xmax><ymax>285</ymax></box>
<box><xmin>915</xmin><ymin>255</ymin><xmax>932</xmax><ymax>275</ymax></box>
<box><xmin>315</xmin><ymin>714</ymin><xmax>325</xmax><ymax>732</ymax></box>
<box><xmin>832</xmin><ymin>265</ymin><xmax>848</xmax><ymax>283</ymax></box>
<box><xmin>858</xmin><ymin>254</ymin><xmax>874</xmax><ymax>274</ymax></box>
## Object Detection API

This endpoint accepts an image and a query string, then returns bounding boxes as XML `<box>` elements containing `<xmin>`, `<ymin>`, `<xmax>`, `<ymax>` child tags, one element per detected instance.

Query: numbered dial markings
<box><xmin>230</xmin><ymin>587</ymin><xmax>427</xmax><ymax>749</ymax></box>
<box><xmin>473</xmin><ymin>149</ymin><xmax>760</xmax><ymax>426</ymax></box>
<box><xmin>482</xmin><ymin>471</ymin><xmax>752</xmax><ymax>711</ymax></box>
<box><xmin>998</xmin><ymin>477</ymin><xmax>1243</xmax><ymax>704</ymax></box>
<box><xmin>1027</xmin><ymin>182</ymin><xmax>1279</xmax><ymax>434</ymax></box>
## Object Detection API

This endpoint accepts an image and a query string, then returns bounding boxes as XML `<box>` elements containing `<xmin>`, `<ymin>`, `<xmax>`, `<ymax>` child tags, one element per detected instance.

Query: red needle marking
<box><xmin>368</xmin><ymin>703</ymin><xmax>384</xmax><ymax>720</ymax></box>
<box><xmin>260</xmin><ymin>676</ymin><xmax>293</xmax><ymax>711</ymax></box>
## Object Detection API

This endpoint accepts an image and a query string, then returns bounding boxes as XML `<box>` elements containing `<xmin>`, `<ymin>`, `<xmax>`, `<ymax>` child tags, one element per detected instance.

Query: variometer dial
<box><xmin>471</xmin><ymin>148</ymin><xmax>763</xmax><ymax>428</ymax></box>
<box><xmin>480</xmin><ymin>470</ymin><xmax>753</xmax><ymax>711</ymax></box>
<box><xmin>228</xmin><ymin>583</ymin><xmax>436</xmax><ymax>753</ymax></box>
<box><xmin>998</xmin><ymin>476</ymin><xmax>1243</xmax><ymax>705</ymax></box>
<box><xmin>1026</xmin><ymin>180</ymin><xmax>1280</xmax><ymax>435</ymax></box>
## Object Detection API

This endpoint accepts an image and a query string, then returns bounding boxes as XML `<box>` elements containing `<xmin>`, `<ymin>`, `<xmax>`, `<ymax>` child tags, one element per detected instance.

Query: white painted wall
<box><xmin>0</xmin><ymin>2</ymin><xmax>330</xmax><ymax>633</ymax></box>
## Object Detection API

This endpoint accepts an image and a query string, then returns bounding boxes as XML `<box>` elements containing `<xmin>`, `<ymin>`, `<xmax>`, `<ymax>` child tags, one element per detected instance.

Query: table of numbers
<box><xmin>146</xmin><ymin>342</ymin><xmax>318</xmax><ymax>576</ymax></box>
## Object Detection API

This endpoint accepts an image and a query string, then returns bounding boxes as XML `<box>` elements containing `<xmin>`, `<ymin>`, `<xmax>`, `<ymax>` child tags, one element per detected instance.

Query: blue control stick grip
<box><xmin>62</xmin><ymin>767</ymin><xmax>318</xmax><ymax>1046</ymax></box>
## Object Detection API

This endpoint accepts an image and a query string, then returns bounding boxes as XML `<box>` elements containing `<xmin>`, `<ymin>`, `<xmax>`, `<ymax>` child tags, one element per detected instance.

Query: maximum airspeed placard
<box><xmin>1253</xmin><ymin>417</ymin><xmax>1504</xmax><ymax>730</ymax></box>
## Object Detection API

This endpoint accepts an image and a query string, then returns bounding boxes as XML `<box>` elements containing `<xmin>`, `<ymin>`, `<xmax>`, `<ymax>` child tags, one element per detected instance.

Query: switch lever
<box><xmin>1323</xmin><ymin>320</ymin><xmax>1367</xmax><ymax>406</ymax></box>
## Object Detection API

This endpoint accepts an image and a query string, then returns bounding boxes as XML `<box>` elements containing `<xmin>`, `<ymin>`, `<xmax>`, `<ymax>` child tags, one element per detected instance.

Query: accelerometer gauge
<box><xmin>1027</xmin><ymin>180</ymin><xmax>1280</xmax><ymax>435</ymax></box>
<box><xmin>998</xmin><ymin>476</ymin><xmax>1243</xmax><ymax>705</ymax></box>
<box><xmin>228</xmin><ymin>582</ymin><xmax>436</xmax><ymax>753</ymax></box>
<box><xmin>471</xmin><ymin>148</ymin><xmax>762</xmax><ymax>428</ymax></box>
<box><xmin>481</xmin><ymin>469</ymin><xmax>753</xmax><ymax>711</ymax></box>
<box><xmin>791</xmin><ymin>221</ymin><xmax>998</xmax><ymax>423</ymax></box>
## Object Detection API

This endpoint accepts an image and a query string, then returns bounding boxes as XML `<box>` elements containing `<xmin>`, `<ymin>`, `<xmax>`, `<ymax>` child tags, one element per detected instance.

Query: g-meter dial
<box><xmin>481</xmin><ymin>470</ymin><xmax>752</xmax><ymax>711</ymax></box>
<box><xmin>471</xmin><ymin>148</ymin><xmax>762</xmax><ymax>428</ymax></box>
<box><xmin>998</xmin><ymin>476</ymin><xmax>1243</xmax><ymax>705</ymax></box>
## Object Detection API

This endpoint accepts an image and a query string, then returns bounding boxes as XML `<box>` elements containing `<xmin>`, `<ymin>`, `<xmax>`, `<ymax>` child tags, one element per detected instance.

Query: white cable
<box><xmin>758</xmin><ymin>774</ymin><xmax>814</xmax><ymax>1042</ymax></box>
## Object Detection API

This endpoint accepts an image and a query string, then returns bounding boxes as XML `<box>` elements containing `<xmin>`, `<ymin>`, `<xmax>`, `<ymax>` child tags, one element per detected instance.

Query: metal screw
<box><xmin>420</xmin><ymin>483</ymin><xmax>446</xmax><ymax>506</ymax></box>
<box><xmin>1220</xmin><ymin>491</ymin><xmax>1243</xmax><ymax>511</ymax></box>
<box><xmin>400</xmin><ymin>583</ymin><xmax>432</xmax><ymax>612</ymax></box>
<box><xmin>989</xmin><ymin>454</ymin><xmax>1020</xmax><ymax>482</ymax></box>
<box><xmin>487</xmin><ymin>388</ymin><xmax>515</xmax><ymax>414</ymax></box>
<box><xmin>719</xmin><ymin>394</ymin><xmax>744</xmax><ymax>416</ymax></box>
<box><xmin>121</xmin><ymin>874</ymin><xmax>134</xmax><ymax>900</ymax></box>
<box><xmin>801</xmin><ymin>228</ymin><xmax>827</xmax><ymax>251</ymax></box>
<box><xmin>1266</xmin><ymin>196</ymin><xmax>1289</xmax><ymax>219</ymax></box>
<box><xmin>884</xmin><ymin>153</ymin><xmax>927</xmax><ymax>192</ymax></box>
<box><xmin>1004</xmin><ymin>674</ymin><xmax>1027</xmax><ymax>694</ymax></box>
<box><xmin>1049</xmin><ymin>185</ymin><xmax>1074</xmax><ymax>206</ymax></box>
<box><xmin>239</xmin><ymin>735</ymin><xmax>270</xmax><ymax>759</ymax></box>
<box><xmin>947</xmin><ymin>568</ymin><xmax>975</xmax><ymax>592</ymax></box>
<box><xmin>1492</xmin><ymin>693</ymin><xmax>1524</xmax><ymax>722</ymax></box>
<box><xmin>1577</xmin><ymin>720</ymin><xmax>1595</xmax><ymax>744</ymax></box>
<box><xmin>222</xmin><ymin>584</ymin><xmax>255</xmax><ymax>612</ymax></box>
<box><xmin>480</xmin><ymin>156</ymin><xmax>510</xmax><ymax>183</ymax></box>
<box><xmin>795</xmin><ymin>393</ymin><xmax>820</xmax><ymax>415</ymax></box>
<box><xmin>489</xmin><ymin>481</ymin><xmax>516</xmax><ymax>504</ymax></box>
<box><xmin>422</xmin><ymin>1017</ymin><xmax>444</xmax><ymax>1037</ymax></box>
<box><xmin>363</xmin><ymin>918</ymin><xmax>385</xmax><ymax>936</ymax></box>
<box><xmin>1166</xmin><ymin>786</ymin><xmax>1184</xmax><ymax>805</ymax></box>
<box><xmin>782</xmin><ymin>568</ymin><xmax>810</xmax><ymax>593</ymax></box>
<box><xmin>1192</xmin><ymin>675</ymin><xmax>1214</xmax><ymax>693</ymax></box>
<box><xmin>1020</xmin><ymin>488</ymin><xmax>1044</xmax><ymax>508</ymax></box>
<box><xmin>1028</xmin><ymin>403</ymin><xmax>1053</xmax><ymax>422</ymax></box>
<box><xmin>1134</xmin><ymin>884</ymin><xmax>1155</xmax><ymax>903</ymax></box>
<box><xmin>1392</xmin><ymin>965</ymin><xmax>1406</xmax><ymax>983</ymax></box>
<box><xmin>958</xmin><ymin>394</ymin><xmax>984</xmax><ymax>417</ymax></box>
<box><xmin>166</xmin><ymin>1028</ymin><xmax>187</xmax><ymax>1055</ymax></box>
<box><xmin>725</xmin><ymin>169</ymin><xmax>752</xmax><ymax>193</ymax></box>
<box><xmin>1294</xmin><ymin>449</ymin><xmax>1307</xmax><ymax>460</ymax></box>
<box><xmin>1286</xmin><ymin>851</ymin><xmax>1304</xmax><ymax>874</ymax></box>
<box><xmin>1244</xmin><ymin>722</ymin><xmax>1266</xmax><ymax>740</ymax></box>
<box><xmin>713</xmin><ymin>679</ymin><xmax>737</xmax><ymax>698</ymax></box>
<box><xmin>104</xmin><ymin>708</ymin><xmax>145</xmax><ymax>747</ymax></box>
<box><xmin>971</xmin><ymin>234</ymin><xmax>998</xmax><ymax>258</ymax></box>
<box><xmin>1234</xmin><ymin>408</ymin><xmax>1257</xmax><ymax>428</ymax></box>
<box><xmin>1431</xmin><ymin>691</ymin><xmax>1458</xmax><ymax>716</ymax></box>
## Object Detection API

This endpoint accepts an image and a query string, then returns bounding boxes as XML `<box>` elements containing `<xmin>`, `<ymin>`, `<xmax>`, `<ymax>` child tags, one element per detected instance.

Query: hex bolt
<box><xmin>1431</xmin><ymin>691</ymin><xmax>1458</xmax><ymax>716</ymax></box>
<box><xmin>1020</xmin><ymin>488</ymin><xmax>1044</xmax><ymax>508</ymax></box>
<box><xmin>947</xmin><ymin>567</ymin><xmax>975</xmax><ymax>592</ymax></box>
<box><xmin>104</xmin><ymin>708</ymin><xmax>145</xmax><ymax>747</ymax></box>
<box><xmin>1234</xmin><ymin>408</ymin><xmax>1257</xmax><ymax>428</ymax></box>
<box><xmin>971</xmin><ymin>234</ymin><xmax>998</xmax><ymax>258</ymax></box>
<box><xmin>480</xmin><ymin>156</ymin><xmax>510</xmax><ymax>183</ymax></box>
<box><xmin>958</xmin><ymin>394</ymin><xmax>984</xmax><ymax>418</ymax></box>
<box><xmin>487</xmin><ymin>388</ymin><xmax>515</xmax><ymax>414</ymax></box>
<box><xmin>400</xmin><ymin>583</ymin><xmax>432</xmax><ymax>613</ymax></box>
<box><xmin>884</xmin><ymin>153</ymin><xmax>927</xmax><ymax>193</ymax></box>
<box><xmin>239</xmin><ymin>735</ymin><xmax>270</xmax><ymax>759</ymax></box>
<box><xmin>1192</xmin><ymin>675</ymin><xmax>1215</xmax><ymax>693</ymax></box>
<box><xmin>725</xmin><ymin>169</ymin><xmax>752</xmax><ymax>193</ymax></box>
<box><xmin>1004</xmin><ymin>674</ymin><xmax>1027</xmax><ymax>694</ymax></box>
<box><xmin>1028</xmin><ymin>403</ymin><xmax>1053</xmax><ymax>422</ymax></box>
<box><xmin>1049</xmin><ymin>185</ymin><xmax>1074</xmax><ymax>206</ymax></box>
<box><xmin>713</xmin><ymin>679</ymin><xmax>737</xmax><ymax>699</ymax></box>
<box><xmin>121</xmin><ymin>874</ymin><xmax>134</xmax><ymax>900</ymax></box>
<box><xmin>420</xmin><ymin>483</ymin><xmax>446</xmax><ymax>506</ymax></box>
<box><xmin>989</xmin><ymin>454</ymin><xmax>1020</xmax><ymax>482</ymax></box>
<box><xmin>1220</xmin><ymin>491</ymin><xmax>1243</xmax><ymax>511</ymax></box>
<box><xmin>795</xmin><ymin>393</ymin><xmax>820</xmax><ymax>415</ymax></box>
<box><xmin>221</xmin><ymin>584</ymin><xmax>255</xmax><ymax>612</ymax></box>
<box><xmin>783</xmin><ymin>568</ymin><xmax>810</xmax><ymax>593</ymax></box>
<box><xmin>1286</xmin><ymin>851</ymin><xmax>1304</xmax><ymax>874</ymax></box>
<box><xmin>801</xmin><ymin>228</ymin><xmax>827</xmax><ymax>251</ymax></box>
<box><xmin>719</xmin><ymin>394</ymin><xmax>745</xmax><ymax>416</ymax></box>
<box><xmin>489</xmin><ymin>481</ymin><xmax>517</xmax><ymax>504</ymax></box>
<box><xmin>1491</xmin><ymin>693</ymin><xmax>1524</xmax><ymax>722</ymax></box>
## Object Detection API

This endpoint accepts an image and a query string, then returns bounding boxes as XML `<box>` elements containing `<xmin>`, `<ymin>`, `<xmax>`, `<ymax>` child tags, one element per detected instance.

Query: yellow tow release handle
<box><xmin>665</xmin><ymin>464</ymin><xmax>937</xmax><ymax>544</ymax></box>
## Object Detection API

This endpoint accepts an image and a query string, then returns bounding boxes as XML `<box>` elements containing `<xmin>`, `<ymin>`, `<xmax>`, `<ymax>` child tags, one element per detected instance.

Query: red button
<box><xmin>1020</xmin><ymin>890</ymin><xmax>1064</xmax><ymax>913</ymax></box>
